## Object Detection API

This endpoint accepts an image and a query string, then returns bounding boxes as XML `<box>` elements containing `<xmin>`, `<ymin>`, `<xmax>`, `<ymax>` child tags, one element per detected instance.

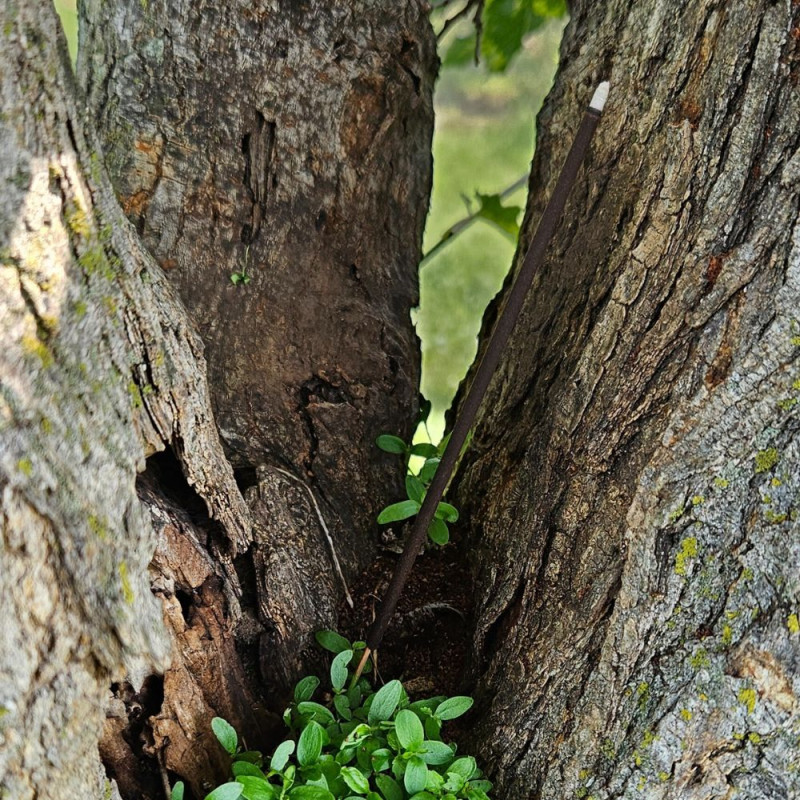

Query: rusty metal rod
<box><xmin>356</xmin><ymin>82</ymin><xmax>610</xmax><ymax>680</ymax></box>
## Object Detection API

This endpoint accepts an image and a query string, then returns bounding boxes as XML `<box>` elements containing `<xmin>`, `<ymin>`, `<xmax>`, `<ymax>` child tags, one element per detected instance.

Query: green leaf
<box><xmin>231</xmin><ymin>273</ymin><xmax>242</xmax><ymax>285</ymax></box>
<box><xmin>368</xmin><ymin>680</ymin><xmax>404</xmax><ymax>724</ymax></box>
<box><xmin>315</xmin><ymin>630</ymin><xmax>351</xmax><ymax>654</ymax></box>
<box><xmin>475</xmin><ymin>192</ymin><xmax>521</xmax><ymax>237</ymax></box>
<box><xmin>375</xmin><ymin>774</ymin><xmax>403</xmax><ymax>800</ymax></box>
<box><xmin>171</xmin><ymin>782</ymin><xmax>185</xmax><ymax>800</ymax></box>
<box><xmin>212</xmin><ymin>718</ymin><xmax>238</xmax><ymax>756</ymax></box>
<box><xmin>376</xmin><ymin>435</ymin><xmax>407</xmax><ymax>454</ymax></box>
<box><xmin>331</xmin><ymin>650</ymin><xmax>353</xmax><ymax>691</ymax></box>
<box><xmin>423</xmin><ymin>716</ymin><xmax>441</xmax><ymax>742</ymax></box>
<box><xmin>442</xmin><ymin>34</ymin><xmax>476</xmax><ymax>67</ymax></box>
<box><xmin>408</xmin><ymin>793</ymin><xmax>436</xmax><ymax>800</ymax></box>
<box><xmin>232</xmin><ymin>762</ymin><xmax>268</xmax><ymax>779</ymax></box>
<box><xmin>370</xmin><ymin>747</ymin><xmax>392</xmax><ymax>773</ymax></box>
<box><xmin>298</xmin><ymin>721</ymin><xmax>325</xmax><ymax>767</ymax></box>
<box><xmin>443</xmin><ymin>772</ymin><xmax>466</xmax><ymax>794</ymax></box>
<box><xmin>236</xmin><ymin>776</ymin><xmax>278</xmax><ymax>800</ymax></box>
<box><xmin>405</xmin><ymin>475</ymin><xmax>426</xmax><ymax>504</ymax></box>
<box><xmin>297</xmin><ymin>702</ymin><xmax>336</xmax><ymax>724</ymax></box>
<box><xmin>287</xmin><ymin>787</ymin><xmax>335</xmax><ymax>800</ymax></box>
<box><xmin>377</xmin><ymin>500</ymin><xmax>420</xmax><ymax>525</ymax></box>
<box><xmin>408</xmin><ymin>697</ymin><xmax>444</xmax><ymax>715</ymax></box>
<box><xmin>334</xmin><ymin>694</ymin><xmax>352</xmax><ymax>721</ymax></box>
<box><xmin>404</xmin><ymin>757</ymin><xmax>428</xmax><ymax>795</ymax></box>
<box><xmin>204</xmin><ymin>784</ymin><xmax>244</xmax><ymax>800</ymax></box>
<box><xmin>270</xmin><ymin>740</ymin><xmax>295</xmax><ymax>772</ymax></box>
<box><xmin>295</xmin><ymin>676</ymin><xmax>320</xmax><ymax>703</ymax></box>
<box><xmin>341</xmin><ymin>766</ymin><xmax>370</xmax><ymax>795</ymax></box>
<box><xmin>434</xmin><ymin>697</ymin><xmax>473</xmax><ymax>721</ymax></box>
<box><xmin>419</xmin><ymin>740</ymin><xmax>454</xmax><ymax>766</ymax></box>
<box><xmin>468</xmin><ymin>780</ymin><xmax>493</xmax><ymax>792</ymax></box>
<box><xmin>394</xmin><ymin>710</ymin><xmax>424</xmax><ymax>750</ymax></box>
<box><xmin>409</xmin><ymin>443</ymin><xmax>439</xmax><ymax>459</ymax></box>
<box><xmin>419</xmin><ymin>458</ymin><xmax>439</xmax><ymax>484</ymax></box>
<box><xmin>236</xmin><ymin>752</ymin><xmax>264</xmax><ymax>765</ymax></box>
<box><xmin>463</xmin><ymin>789</ymin><xmax>491</xmax><ymax>800</ymax></box>
<box><xmin>434</xmin><ymin>502</ymin><xmax>459</xmax><ymax>523</ymax></box>
<box><xmin>418</xmin><ymin>400</ymin><xmax>432</xmax><ymax>424</ymax></box>
<box><xmin>427</xmin><ymin>519</ymin><xmax>449</xmax><ymax>546</ymax></box>
<box><xmin>447</xmin><ymin>757</ymin><xmax>477</xmax><ymax>780</ymax></box>
<box><xmin>425</xmin><ymin>769</ymin><xmax>445</xmax><ymax>793</ymax></box>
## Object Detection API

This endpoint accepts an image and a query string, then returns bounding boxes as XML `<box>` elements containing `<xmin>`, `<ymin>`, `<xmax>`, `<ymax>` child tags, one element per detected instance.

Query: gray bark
<box><xmin>0</xmin><ymin>1</ymin><xmax>252</xmax><ymax>797</ymax></box>
<box><xmin>456</xmin><ymin>2</ymin><xmax>800</xmax><ymax>798</ymax></box>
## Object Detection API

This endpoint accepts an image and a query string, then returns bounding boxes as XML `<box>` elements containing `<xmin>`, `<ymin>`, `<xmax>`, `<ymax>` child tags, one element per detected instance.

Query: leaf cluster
<box><xmin>375</xmin><ymin>404</ymin><xmax>459</xmax><ymax>546</ymax></box>
<box><xmin>175</xmin><ymin>631</ymin><xmax>490</xmax><ymax>800</ymax></box>
<box><xmin>439</xmin><ymin>0</ymin><xmax>567</xmax><ymax>73</ymax></box>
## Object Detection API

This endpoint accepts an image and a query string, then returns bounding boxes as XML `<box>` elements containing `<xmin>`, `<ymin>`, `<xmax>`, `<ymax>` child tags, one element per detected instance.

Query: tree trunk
<box><xmin>456</xmin><ymin>1</ymin><xmax>800</xmax><ymax>798</ymax></box>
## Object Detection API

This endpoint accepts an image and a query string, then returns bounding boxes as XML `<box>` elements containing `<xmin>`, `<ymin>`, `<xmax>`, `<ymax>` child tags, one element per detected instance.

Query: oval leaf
<box><xmin>270</xmin><ymin>740</ymin><xmax>295</xmax><ymax>772</ymax></box>
<box><xmin>434</xmin><ymin>502</ymin><xmax>459</xmax><ymax>523</ymax></box>
<box><xmin>420</xmin><ymin>740</ymin><xmax>454</xmax><ymax>766</ymax></box>
<box><xmin>394</xmin><ymin>710</ymin><xmax>424</xmax><ymax>750</ymax></box>
<box><xmin>236</xmin><ymin>776</ymin><xmax>278</xmax><ymax>800</ymax></box>
<box><xmin>297</xmin><ymin>702</ymin><xmax>336</xmax><ymax>724</ymax></box>
<box><xmin>232</xmin><ymin>762</ymin><xmax>268</xmax><ymax>779</ymax></box>
<box><xmin>295</xmin><ymin>675</ymin><xmax>320</xmax><ymax>703</ymax></box>
<box><xmin>404</xmin><ymin>757</ymin><xmax>428</xmax><ymax>795</ymax></box>
<box><xmin>405</xmin><ymin>474</ymin><xmax>426</xmax><ymax>504</ymax></box>
<box><xmin>375</xmin><ymin>774</ymin><xmax>403</xmax><ymax>800</ymax></box>
<box><xmin>297</xmin><ymin>721</ymin><xmax>325</xmax><ymax>767</ymax></box>
<box><xmin>334</xmin><ymin>693</ymin><xmax>352</xmax><ymax>721</ymax></box>
<box><xmin>376</xmin><ymin>435</ymin><xmax>407</xmax><ymax>454</ymax></box>
<box><xmin>204</xmin><ymin>784</ymin><xmax>244</xmax><ymax>800</ymax></box>
<box><xmin>315</xmin><ymin>630</ymin><xmax>351</xmax><ymax>654</ymax></box>
<box><xmin>447</xmin><ymin>756</ymin><xmax>477</xmax><ymax>780</ymax></box>
<box><xmin>427</xmin><ymin>518</ymin><xmax>449</xmax><ymax>546</ymax></box>
<box><xmin>212</xmin><ymin>717</ymin><xmax>238</xmax><ymax>755</ymax></box>
<box><xmin>171</xmin><ymin>782</ymin><xmax>185</xmax><ymax>800</ymax></box>
<box><xmin>368</xmin><ymin>680</ymin><xmax>403</xmax><ymax>724</ymax></box>
<box><xmin>419</xmin><ymin>459</ymin><xmax>439</xmax><ymax>483</ymax></box>
<box><xmin>409</xmin><ymin>442</ymin><xmax>439</xmax><ymax>459</ymax></box>
<box><xmin>288</xmin><ymin>787</ymin><xmax>335</xmax><ymax>800</ymax></box>
<box><xmin>377</xmin><ymin>500</ymin><xmax>420</xmax><ymax>525</ymax></box>
<box><xmin>341</xmin><ymin>766</ymin><xmax>370</xmax><ymax>795</ymax></box>
<box><xmin>331</xmin><ymin>650</ymin><xmax>353</xmax><ymax>691</ymax></box>
<box><xmin>434</xmin><ymin>696</ymin><xmax>473</xmax><ymax>721</ymax></box>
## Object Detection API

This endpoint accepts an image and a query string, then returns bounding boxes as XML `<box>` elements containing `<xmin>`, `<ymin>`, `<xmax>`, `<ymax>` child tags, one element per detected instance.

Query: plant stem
<box><xmin>420</xmin><ymin>174</ymin><xmax>528</xmax><ymax>267</ymax></box>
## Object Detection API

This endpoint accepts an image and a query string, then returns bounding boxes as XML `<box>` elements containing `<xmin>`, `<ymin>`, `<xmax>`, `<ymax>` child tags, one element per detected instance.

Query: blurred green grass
<box><xmin>419</xmin><ymin>21</ymin><xmax>564</xmax><ymax>438</ymax></box>
<box><xmin>51</xmin><ymin>2</ymin><xmax>563</xmax><ymax>439</ymax></box>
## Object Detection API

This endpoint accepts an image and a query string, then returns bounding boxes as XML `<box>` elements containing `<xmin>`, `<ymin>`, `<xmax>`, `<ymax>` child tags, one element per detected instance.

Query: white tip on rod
<box><xmin>590</xmin><ymin>81</ymin><xmax>610</xmax><ymax>112</ymax></box>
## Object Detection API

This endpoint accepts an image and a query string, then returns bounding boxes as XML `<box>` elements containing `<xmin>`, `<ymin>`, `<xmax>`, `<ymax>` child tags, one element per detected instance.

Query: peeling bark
<box><xmin>456</xmin><ymin>2</ymin><xmax>800</xmax><ymax>798</ymax></box>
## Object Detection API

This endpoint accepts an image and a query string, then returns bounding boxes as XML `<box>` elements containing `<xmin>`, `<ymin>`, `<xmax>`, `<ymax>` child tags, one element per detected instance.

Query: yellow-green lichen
<box><xmin>738</xmin><ymin>687</ymin><xmax>757</xmax><ymax>714</ymax></box>
<box><xmin>658</xmin><ymin>771</ymin><xmax>670</xmax><ymax>782</ymax></box>
<box><xmin>691</xmin><ymin>495</ymin><xmax>705</xmax><ymax>506</ymax></box>
<box><xmin>65</xmin><ymin>203</ymin><xmax>91</xmax><ymax>239</ymax></box>
<box><xmin>118</xmin><ymin>561</ymin><xmax>134</xmax><ymax>605</ymax></box>
<box><xmin>689</xmin><ymin>647</ymin><xmax>710</xmax><ymax>670</ymax></box>
<box><xmin>88</xmin><ymin>514</ymin><xmax>108</xmax><ymax>541</ymax></box>
<box><xmin>788</xmin><ymin>613</ymin><xmax>799</xmax><ymax>634</ymax></box>
<box><xmin>600</xmin><ymin>739</ymin><xmax>616</xmax><ymax>760</ymax></box>
<box><xmin>74</xmin><ymin>300</ymin><xmax>87</xmax><ymax>318</ymax></box>
<box><xmin>764</xmin><ymin>510</ymin><xmax>788</xmax><ymax>524</ymax></box>
<box><xmin>40</xmin><ymin>417</ymin><xmax>53</xmax><ymax>434</ymax></box>
<box><xmin>675</xmin><ymin>537</ymin><xmax>698</xmax><ymax>576</ymax></box>
<box><xmin>128</xmin><ymin>381</ymin><xmax>143</xmax><ymax>409</ymax></box>
<box><xmin>748</xmin><ymin>732</ymin><xmax>762</xmax><ymax>744</ymax></box>
<box><xmin>680</xmin><ymin>708</ymin><xmax>692</xmax><ymax>721</ymax></box>
<box><xmin>102</xmin><ymin>295</ymin><xmax>118</xmax><ymax>315</ymax></box>
<box><xmin>721</xmin><ymin>624</ymin><xmax>733</xmax><ymax>646</ymax></box>
<box><xmin>713</xmin><ymin>477</ymin><xmax>729</xmax><ymax>489</ymax></box>
<box><xmin>668</xmin><ymin>505</ymin><xmax>685</xmax><ymax>523</ymax></box>
<box><xmin>755</xmin><ymin>448</ymin><xmax>779</xmax><ymax>474</ymax></box>
<box><xmin>17</xmin><ymin>458</ymin><xmax>32</xmax><ymax>477</ymax></box>
<box><xmin>777</xmin><ymin>397</ymin><xmax>797</xmax><ymax>411</ymax></box>
<box><xmin>21</xmin><ymin>333</ymin><xmax>53</xmax><ymax>367</ymax></box>
<box><xmin>636</xmin><ymin>682</ymin><xmax>650</xmax><ymax>710</ymax></box>
<box><xmin>741</xmin><ymin>567</ymin><xmax>754</xmax><ymax>581</ymax></box>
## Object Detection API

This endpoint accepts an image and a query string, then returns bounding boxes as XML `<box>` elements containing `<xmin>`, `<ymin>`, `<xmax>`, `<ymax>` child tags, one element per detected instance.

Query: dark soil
<box><xmin>338</xmin><ymin>533</ymin><xmax>476</xmax><ymax>700</ymax></box>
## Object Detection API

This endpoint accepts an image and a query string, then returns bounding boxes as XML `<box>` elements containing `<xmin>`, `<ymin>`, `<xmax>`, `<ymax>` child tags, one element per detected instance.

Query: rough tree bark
<box><xmin>1</xmin><ymin>1</ymin><xmax>434</xmax><ymax>798</ymax></box>
<box><xmin>74</xmin><ymin>2</ymin><xmax>436</xmax><ymax>787</ymax></box>
<box><xmin>455</xmin><ymin>1</ymin><xmax>800</xmax><ymax>798</ymax></box>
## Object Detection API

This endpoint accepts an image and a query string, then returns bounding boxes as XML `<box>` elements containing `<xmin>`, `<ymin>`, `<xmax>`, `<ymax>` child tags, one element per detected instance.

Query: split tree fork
<box><xmin>354</xmin><ymin>81</ymin><xmax>612</xmax><ymax>682</ymax></box>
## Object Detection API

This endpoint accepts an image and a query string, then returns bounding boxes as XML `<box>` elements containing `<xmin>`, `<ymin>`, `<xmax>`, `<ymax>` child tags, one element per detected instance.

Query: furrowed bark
<box><xmin>456</xmin><ymin>2</ymin><xmax>800</xmax><ymax>798</ymax></box>
<box><xmin>77</xmin><ymin>0</ymin><xmax>437</xmax><ymax>693</ymax></box>
<box><xmin>0</xmin><ymin>1</ymin><xmax>256</xmax><ymax>797</ymax></box>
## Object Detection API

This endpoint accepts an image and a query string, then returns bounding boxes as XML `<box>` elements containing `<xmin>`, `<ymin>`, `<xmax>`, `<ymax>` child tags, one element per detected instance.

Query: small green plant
<box><xmin>181</xmin><ymin>631</ymin><xmax>490</xmax><ymax>800</ymax></box>
<box><xmin>375</xmin><ymin>403</ymin><xmax>459</xmax><ymax>546</ymax></box>
<box><xmin>231</xmin><ymin>246</ymin><xmax>252</xmax><ymax>285</ymax></box>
